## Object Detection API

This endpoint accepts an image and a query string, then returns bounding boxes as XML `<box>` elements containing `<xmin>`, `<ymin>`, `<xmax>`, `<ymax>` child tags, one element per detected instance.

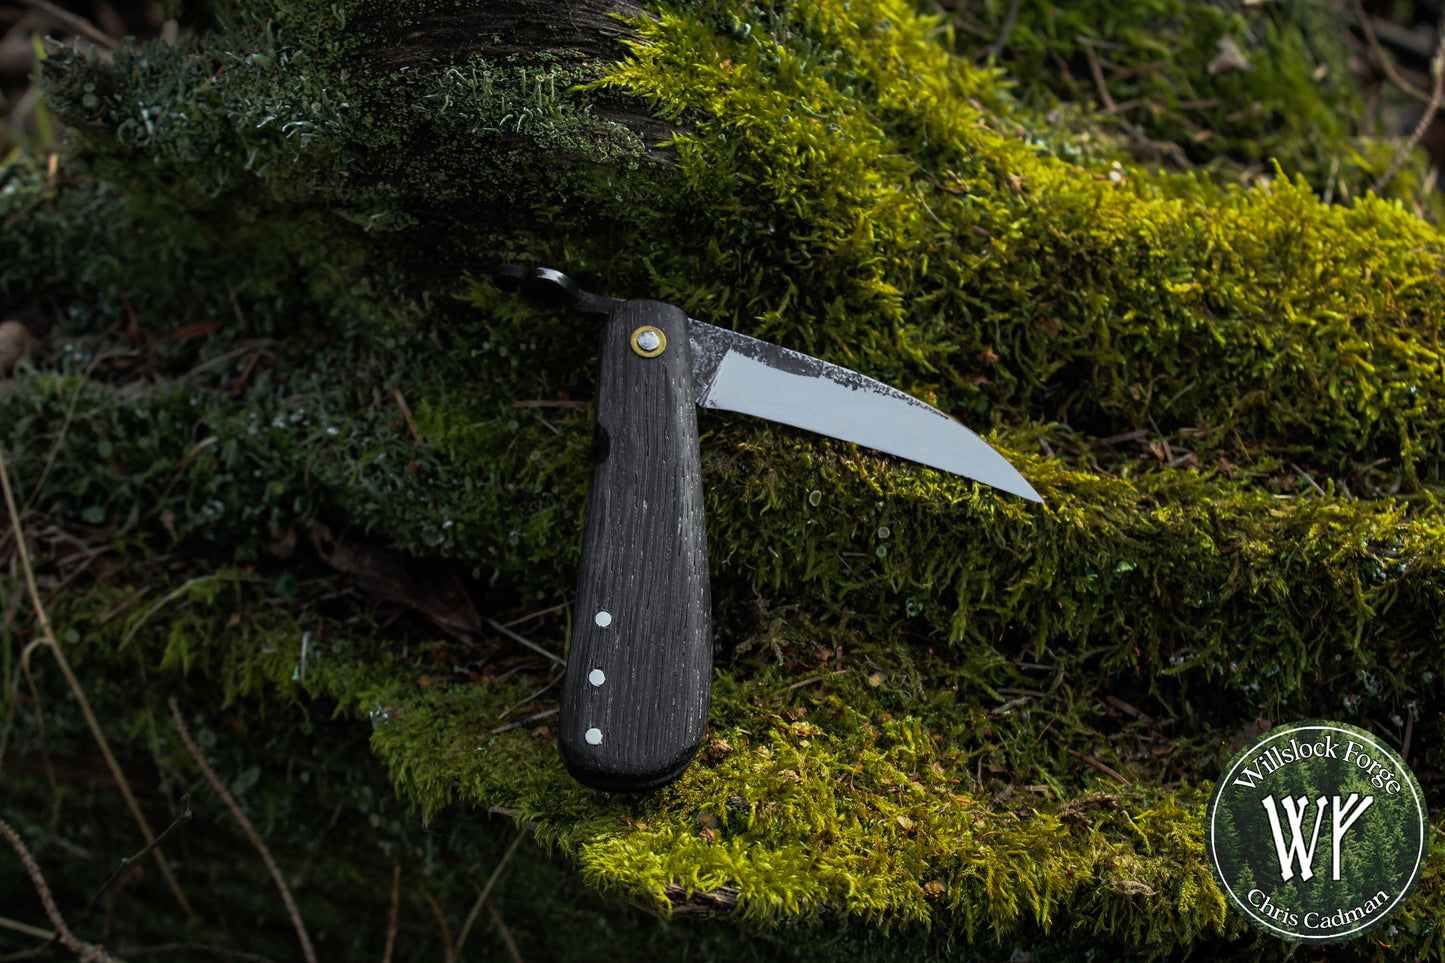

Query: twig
<box><xmin>21</xmin><ymin>354</ymin><xmax>101</xmax><ymax>516</ymax></box>
<box><xmin>419</xmin><ymin>885</ymin><xmax>457</xmax><ymax>963</ymax></box>
<box><xmin>786</xmin><ymin>669</ymin><xmax>852</xmax><ymax>691</ymax></box>
<box><xmin>510</xmin><ymin>400</ymin><xmax>591</xmax><ymax>409</ymax></box>
<box><xmin>0</xmin><ymin>817</ymin><xmax>127</xmax><ymax>962</ymax></box>
<box><xmin>111</xmin><ymin>946</ymin><xmax>280</xmax><ymax>962</ymax></box>
<box><xmin>393</xmin><ymin>388</ymin><xmax>424</xmax><ymax>444</ymax></box>
<box><xmin>167</xmin><ymin>697</ymin><xmax>317</xmax><ymax>963</ymax></box>
<box><xmin>489</xmin><ymin>708</ymin><xmax>558</xmax><ymax>734</ymax></box>
<box><xmin>985</xmin><ymin>0</ymin><xmax>1023</xmax><ymax>60</ymax></box>
<box><xmin>118</xmin><ymin>574</ymin><xmax>232</xmax><ymax>650</ymax></box>
<box><xmin>1098</xmin><ymin>428</ymin><xmax>1150</xmax><ymax>445</ymax></box>
<box><xmin>18</xmin><ymin>0</ymin><xmax>117</xmax><ymax>49</ymax></box>
<box><xmin>1065</xmin><ymin>748</ymin><xmax>1132</xmax><ymax>786</ymax></box>
<box><xmin>0</xmin><ymin>914</ymin><xmax>55</xmax><ymax>940</ymax></box>
<box><xmin>1350</xmin><ymin>0</ymin><xmax>1434</xmax><ymax>104</ymax></box>
<box><xmin>1079</xmin><ymin>38</ymin><xmax>1117</xmax><ymax>112</ymax></box>
<box><xmin>381</xmin><ymin>860</ymin><xmax>400</xmax><ymax>963</ymax></box>
<box><xmin>484</xmin><ymin>617</ymin><xmax>565</xmax><ymax>667</ymax></box>
<box><xmin>1374</xmin><ymin>12</ymin><xmax>1445</xmax><ymax>194</ymax></box>
<box><xmin>0</xmin><ymin>447</ymin><xmax>200</xmax><ymax>928</ymax></box>
<box><xmin>501</xmin><ymin>603</ymin><xmax>566</xmax><ymax>627</ymax></box>
<box><xmin>455</xmin><ymin>826</ymin><xmax>529</xmax><ymax>957</ymax></box>
<box><xmin>497</xmin><ymin>674</ymin><xmax>563</xmax><ymax>719</ymax></box>
<box><xmin>1291</xmin><ymin>464</ymin><xmax>1327</xmax><ymax>497</ymax></box>
<box><xmin>83</xmin><ymin>796</ymin><xmax>193</xmax><ymax>920</ymax></box>
<box><xmin>486</xmin><ymin>902</ymin><xmax>524</xmax><ymax>963</ymax></box>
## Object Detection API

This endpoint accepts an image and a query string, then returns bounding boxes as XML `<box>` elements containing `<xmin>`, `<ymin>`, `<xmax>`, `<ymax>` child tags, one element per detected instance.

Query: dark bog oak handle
<box><xmin>559</xmin><ymin>299</ymin><xmax>712</xmax><ymax>792</ymax></box>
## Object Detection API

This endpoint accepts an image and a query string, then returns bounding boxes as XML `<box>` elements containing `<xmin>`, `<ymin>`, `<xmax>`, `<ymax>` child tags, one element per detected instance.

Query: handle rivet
<box><xmin>630</xmin><ymin>326</ymin><xmax>666</xmax><ymax>357</ymax></box>
<box><xmin>588</xmin><ymin>669</ymin><xmax>606</xmax><ymax>686</ymax></box>
<box><xmin>594</xmin><ymin>610</ymin><xmax>613</xmax><ymax>628</ymax></box>
<box><xmin>585</xmin><ymin>728</ymin><xmax>604</xmax><ymax>745</ymax></box>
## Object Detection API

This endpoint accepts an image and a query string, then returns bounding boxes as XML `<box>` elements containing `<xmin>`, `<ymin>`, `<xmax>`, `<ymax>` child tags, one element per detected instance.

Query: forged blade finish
<box><xmin>690</xmin><ymin>321</ymin><xmax>1042</xmax><ymax>502</ymax></box>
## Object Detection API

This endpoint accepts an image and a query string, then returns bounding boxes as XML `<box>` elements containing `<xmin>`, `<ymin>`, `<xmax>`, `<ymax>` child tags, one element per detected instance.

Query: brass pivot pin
<box><xmin>631</xmin><ymin>326</ymin><xmax>666</xmax><ymax>358</ymax></box>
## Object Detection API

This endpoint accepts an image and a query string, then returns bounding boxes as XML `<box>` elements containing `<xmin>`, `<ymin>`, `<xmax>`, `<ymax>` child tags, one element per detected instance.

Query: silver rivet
<box><xmin>636</xmin><ymin>329</ymin><xmax>661</xmax><ymax>351</ymax></box>
<box><xmin>585</xmin><ymin>727</ymin><xmax>603</xmax><ymax>745</ymax></box>
<box><xmin>589</xmin><ymin>669</ymin><xmax>606</xmax><ymax>686</ymax></box>
<box><xmin>594</xmin><ymin>611</ymin><xmax>612</xmax><ymax>627</ymax></box>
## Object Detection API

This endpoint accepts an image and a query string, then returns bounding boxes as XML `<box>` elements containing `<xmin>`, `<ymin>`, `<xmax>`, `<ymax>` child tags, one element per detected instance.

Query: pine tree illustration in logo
<box><xmin>1206</xmin><ymin>720</ymin><xmax>1427</xmax><ymax>943</ymax></box>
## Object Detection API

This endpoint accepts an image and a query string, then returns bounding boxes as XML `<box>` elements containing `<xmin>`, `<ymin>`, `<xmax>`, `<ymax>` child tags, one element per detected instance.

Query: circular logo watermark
<box><xmin>1206</xmin><ymin>720</ymin><xmax>1428</xmax><ymax>943</ymax></box>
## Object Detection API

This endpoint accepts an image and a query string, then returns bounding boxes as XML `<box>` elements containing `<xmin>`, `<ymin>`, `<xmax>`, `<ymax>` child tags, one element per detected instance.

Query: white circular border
<box><xmin>1208</xmin><ymin>722</ymin><xmax>1428</xmax><ymax>942</ymax></box>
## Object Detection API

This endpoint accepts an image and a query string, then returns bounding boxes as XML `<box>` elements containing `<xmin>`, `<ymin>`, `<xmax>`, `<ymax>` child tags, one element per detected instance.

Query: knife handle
<box><xmin>559</xmin><ymin>299</ymin><xmax>712</xmax><ymax>792</ymax></box>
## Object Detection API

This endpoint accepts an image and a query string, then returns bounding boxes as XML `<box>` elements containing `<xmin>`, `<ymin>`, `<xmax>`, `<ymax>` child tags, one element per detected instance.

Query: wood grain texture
<box><xmin>559</xmin><ymin>300</ymin><xmax>712</xmax><ymax>792</ymax></box>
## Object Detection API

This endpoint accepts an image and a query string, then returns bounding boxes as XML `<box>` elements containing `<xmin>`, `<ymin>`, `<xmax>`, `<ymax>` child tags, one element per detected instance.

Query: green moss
<box><xmin>7</xmin><ymin>0</ymin><xmax>1445</xmax><ymax>957</ymax></box>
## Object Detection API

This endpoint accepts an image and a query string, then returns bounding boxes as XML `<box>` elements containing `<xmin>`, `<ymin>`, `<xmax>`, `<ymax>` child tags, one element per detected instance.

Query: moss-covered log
<box><xmin>3</xmin><ymin>0</ymin><xmax>1445</xmax><ymax>959</ymax></box>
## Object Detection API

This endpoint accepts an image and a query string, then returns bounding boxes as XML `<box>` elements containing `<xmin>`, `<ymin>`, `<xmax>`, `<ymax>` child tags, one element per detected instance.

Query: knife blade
<box><xmin>689</xmin><ymin>321</ymin><xmax>1041</xmax><ymax>502</ymax></box>
<box><xmin>493</xmin><ymin>266</ymin><xmax>1039</xmax><ymax>792</ymax></box>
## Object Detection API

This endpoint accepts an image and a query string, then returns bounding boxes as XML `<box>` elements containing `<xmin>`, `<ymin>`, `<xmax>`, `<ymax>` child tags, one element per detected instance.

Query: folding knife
<box><xmin>492</xmin><ymin>266</ymin><xmax>1040</xmax><ymax>792</ymax></box>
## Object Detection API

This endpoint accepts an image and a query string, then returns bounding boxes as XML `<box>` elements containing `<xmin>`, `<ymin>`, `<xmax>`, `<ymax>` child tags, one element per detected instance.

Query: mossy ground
<box><xmin>3</xmin><ymin>0</ymin><xmax>1445</xmax><ymax>959</ymax></box>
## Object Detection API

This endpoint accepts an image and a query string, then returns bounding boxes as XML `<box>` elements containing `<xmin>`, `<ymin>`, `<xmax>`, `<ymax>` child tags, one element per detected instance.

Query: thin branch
<box><xmin>419</xmin><ymin>885</ymin><xmax>456</xmax><ymax>963</ymax></box>
<box><xmin>1064</xmin><ymin>747</ymin><xmax>1132</xmax><ymax>787</ymax></box>
<box><xmin>497</xmin><ymin>674</ymin><xmax>563</xmax><ymax>720</ymax></box>
<box><xmin>393</xmin><ymin>388</ymin><xmax>424</xmax><ymax>445</ymax></box>
<box><xmin>167</xmin><ymin>697</ymin><xmax>316</xmax><ymax>963</ymax></box>
<box><xmin>381</xmin><ymin>860</ymin><xmax>401</xmax><ymax>963</ymax></box>
<box><xmin>1351</xmin><ymin>0</ymin><xmax>1434</xmax><ymax>104</ymax></box>
<box><xmin>486</xmin><ymin>902</ymin><xmax>524</xmax><ymax>963</ymax></box>
<box><xmin>118</xmin><ymin>574</ymin><xmax>234</xmax><ymax>650</ymax></box>
<box><xmin>0</xmin><ymin>914</ymin><xmax>55</xmax><ymax>940</ymax></box>
<box><xmin>82</xmin><ymin>796</ymin><xmax>193</xmax><ymax>920</ymax></box>
<box><xmin>0</xmin><ymin>817</ymin><xmax>127</xmax><ymax>962</ymax></box>
<box><xmin>17</xmin><ymin>0</ymin><xmax>117</xmax><ymax>49</ymax></box>
<box><xmin>112</xmin><ymin>945</ymin><xmax>280</xmax><ymax>962</ymax></box>
<box><xmin>0</xmin><ymin>447</ymin><xmax>200</xmax><ymax>929</ymax></box>
<box><xmin>1079</xmin><ymin>37</ymin><xmax>1117</xmax><ymax>112</ymax></box>
<box><xmin>483</xmin><ymin>618</ymin><xmax>566</xmax><ymax>667</ymax></box>
<box><xmin>21</xmin><ymin>354</ymin><xmax>101</xmax><ymax>516</ymax></box>
<box><xmin>455</xmin><ymin>826</ymin><xmax>529</xmax><ymax>957</ymax></box>
<box><xmin>985</xmin><ymin>0</ymin><xmax>1023</xmax><ymax>60</ymax></box>
<box><xmin>1373</xmin><ymin>11</ymin><xmax>1445</xmax><ymax>194</ymax></box>
<box><xmin>489</xmin><ymin>707</ymin><xmax>558</xmax><ymax>735</ymax></box>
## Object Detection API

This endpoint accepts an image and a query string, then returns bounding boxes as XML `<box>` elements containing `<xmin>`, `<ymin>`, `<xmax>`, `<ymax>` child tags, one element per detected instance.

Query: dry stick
<box><xmin>381</xmin><ymin>860</ymin><xmax>401</xmax><ymax>963</ymax></box>
<box><xmin>0</xmin><ymin>914</ymin><xmax>56</xmax><ymax>941</ymax></box>
<box><xmin>486</xmin><ymin>902</ymin><xmax>524</xmax><ymax>963</ymax></box>
<box><xmin>454</xmin><ymin>826</ymin><xmax>530</xmax><ymax>957</ymax></box>
<box><xmin>1064</xmin><ymin>747</ymin><xmax>1132</xmax><ymax>787</ymax></box>
<box><xmin>111</xmin><ymin>945</ymin><xmax>279</xmax><ymax>962</ymax></box>
<box><xmin>166</xmin><ymin>697</ymin><xmax>317</xmax><ymax>963</ymax></box>
<box><xmin>1374</xmin><ymin>17</ymin><xmax>1445</xmax><ymax>194</ymax></box>
<box><xmin>17</xmin><ymin>0</ymin><xmax>117</xmax><ymax>48</ymax></box>
<box><xmin>0</xmin><ymin>448</ymin><xmax>201</xmax><ymax>929</ymax></box>
<box><xmin>83</xmin><ymin>796</ymin><xmax>194</xmax><ymax>920</ymax></box>
<box><xmin>393</xmin><ymin>388</ymin><xmax>424</xmax><ymax>445</ymax></box>
<box><xmin>419</xmin><ymin>885</ymin><xmax>457</xmax><ymax>963</ymax></box>
<box><xmin>0</xmin><ymin>817</ymin><xmax>127</xmax><ymax>962</ymax></box>
<box><xmin>985</xmin><ymin>0</ymin><xmax>1024</xmax><ymax>60</ymax></box>
<box><xmin>489</xmin><ymin>707</ymin><xmax>558</xmax><ymax>735</ymax></box>
<box><xmin>16</xmin><ymin>638</ymin><xmax>62</xmax><ymax>821</ymax></box>
<box><xmin>484</xmin><ymin>617</ymin><xmax>566</xmax><ymax>667</ymax></box>
<box><xmin>1351</xmin><ymin>0</ymin><xmax>1433</xmax><ymax>104</ymax></box>
<box><xmin>21</xmin><ymin>355</ymin><xmax>101</xmax><ymax>516</ymax></box>
<box><xmin>1079</xmin><ymin>38</ymin><xmax>1117</xmax><ymax>112</ymax></box>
